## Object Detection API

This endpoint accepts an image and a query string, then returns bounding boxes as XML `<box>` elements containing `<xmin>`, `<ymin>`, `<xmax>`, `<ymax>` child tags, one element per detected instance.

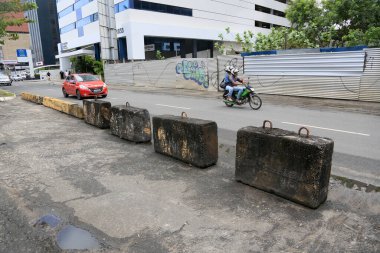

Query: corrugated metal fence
<box><xmin>243</xmin><ymin>48</ymin><xmax>380</xmax><ymax>102</ymax></box>
<box><xmin>105</xmin><ymin>58</ymin><xmax>218</xmax><ymax>91</ymax></box>
<box><xmin>105</xmin><ymin>48</ymin><xmax>380</xmax><ymax>102</ymax></box>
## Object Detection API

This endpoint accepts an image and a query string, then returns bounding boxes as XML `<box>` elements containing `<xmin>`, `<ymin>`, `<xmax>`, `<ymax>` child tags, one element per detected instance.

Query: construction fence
<box><xmin>104</xmin><ymin>48</ymin><xmax>380</xmax><ymax>102</ymax></box>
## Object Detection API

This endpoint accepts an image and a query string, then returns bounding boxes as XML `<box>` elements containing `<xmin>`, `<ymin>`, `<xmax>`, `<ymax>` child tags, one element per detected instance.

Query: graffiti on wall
<box><xmin>176</xmin><ymin>60</ymin><xmax>209</xmax><ymax>88</ymax></box>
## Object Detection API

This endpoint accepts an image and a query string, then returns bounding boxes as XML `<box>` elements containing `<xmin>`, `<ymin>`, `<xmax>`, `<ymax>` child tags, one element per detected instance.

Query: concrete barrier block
<box><xmin>110</xmin><ymin>105</ymin><xmax>151</xmax><ymax>143</ymax></box>
<box><xmin>43</xmin><ymin>97</ymin><xmax>84</xmax><ymax>119</ymax></box>
<box><xmin>235</xmin><ymin>125</ymin><xmax>334</xmax><ymax>209</ymax></box>
<box><xmin>83</xmin><ymin>100</ymin><xmax>111</xmax><ymax>129</ymax></box>
<box><xmin>153</xmin><ymin>114</ymin><xmax>218</xmax><ymax>168</ymax></box>
<box><xmin>21</xmin><ymin>92</ymin><xmax>44</xmax><ymax>104</ymax></box>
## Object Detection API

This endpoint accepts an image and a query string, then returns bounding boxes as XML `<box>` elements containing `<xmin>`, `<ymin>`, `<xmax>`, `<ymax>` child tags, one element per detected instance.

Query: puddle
<box><xmin>57</xmin><ymin>225</ymin><xmax>100</xmax><ymax>250</ymax></box>
<box><xmin>34</xmin><ymin>214</ymin><xmax>61</xmax><ymax>228</ymax></box>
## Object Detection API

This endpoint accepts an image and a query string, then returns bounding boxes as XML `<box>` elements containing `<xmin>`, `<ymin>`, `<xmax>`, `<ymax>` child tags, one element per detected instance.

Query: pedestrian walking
<box><xmin>47</xmin><ymin>71</ymin><xmax>51</xmax><ymax>81</ymax></box>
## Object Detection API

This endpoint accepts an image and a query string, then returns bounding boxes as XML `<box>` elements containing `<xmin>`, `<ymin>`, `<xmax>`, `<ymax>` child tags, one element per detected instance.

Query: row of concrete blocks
<box><xmin>83</xmin><ymin>100</ymin><xmax>334</xmax><ymax>209</ymax></box>
<box><xmin>20</xmin><ymin>93</ymin><xmax>333</xmax><ymax>209</ymax></box>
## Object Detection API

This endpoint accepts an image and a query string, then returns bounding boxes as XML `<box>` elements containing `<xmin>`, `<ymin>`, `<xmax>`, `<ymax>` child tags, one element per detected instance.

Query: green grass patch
<box><xmin>0</xmin><ymin>89</ymin><xmax>14</xmax><ymax>97</ymax></box>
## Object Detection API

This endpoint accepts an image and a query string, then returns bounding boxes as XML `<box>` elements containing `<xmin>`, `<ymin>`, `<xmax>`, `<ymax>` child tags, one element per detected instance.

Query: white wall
<box><xmin>58</xmin><ymin>0</ymin><xmax>290</xmax><ymax>59</ymax></box>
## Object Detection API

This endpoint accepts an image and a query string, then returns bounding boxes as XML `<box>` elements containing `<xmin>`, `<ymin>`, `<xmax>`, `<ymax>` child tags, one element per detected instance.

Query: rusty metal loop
<box><xmin>262</xmin><ymin>120</ymin><xmax>273</xmax><ymax>129</ymax></box>
<box><xmin>181</xmin><ymin>112</ymin><xmax>188</xmax><ymax>118</ymax></box>
<box><xmin>126</xmin><ymin>102</ymin><xmax>130</xmax><ymax>107</ymax></box>
<box><xmin>298</xmin><ymin>127</ymin><xmax>310</xmax><ymax>138</ymax></box>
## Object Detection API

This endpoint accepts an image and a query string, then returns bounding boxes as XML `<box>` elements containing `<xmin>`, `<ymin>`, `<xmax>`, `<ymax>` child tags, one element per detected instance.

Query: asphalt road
<box><xmin>0</xmin><ymin>93</ymin><xmax>379</xmax><ymax>252</ymax></box>
<box><xmin>2</xmin><ymin>80</ymin><xmax>380</xmax><ymax>186</ymax></box>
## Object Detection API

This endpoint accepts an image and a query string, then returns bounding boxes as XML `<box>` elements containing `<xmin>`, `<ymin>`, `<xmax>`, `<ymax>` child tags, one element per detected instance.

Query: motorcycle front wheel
<box><xmin>249</xmin><ymin>94</ymin><xmax>262</xmax><ymax>110</ymax></box>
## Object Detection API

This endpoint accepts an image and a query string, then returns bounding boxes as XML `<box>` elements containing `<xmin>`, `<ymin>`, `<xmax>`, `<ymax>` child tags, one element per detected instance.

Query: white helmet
<box><xmin>225</xmin><ymin>65</ymin><xmax>233</xmax><ymax>73</ymax></box>
<box><xmin>232</xmin><ymin>68</ymin><xmax>239</xmax><ymax>75</ymax></box>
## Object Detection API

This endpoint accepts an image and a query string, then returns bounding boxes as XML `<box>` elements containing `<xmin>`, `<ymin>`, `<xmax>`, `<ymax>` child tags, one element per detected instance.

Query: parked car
<box><xmin>20</xmin><ymin>72</ymin><xmax>27</xmax><ymax>80</ymax></box>
<box><xmin>62</xmin><ymin>74</ymin><xmax>108</xmax><ymax>99</ymax></box>
<box><xmin>11</xmin><ymin>74</ymin><xmax>23</xmax><ymax>81</ymax></box>
<box><xmin>0</xmin><ymin>73</ymin><xmax>12</xmax><ymax>86</ymax></box>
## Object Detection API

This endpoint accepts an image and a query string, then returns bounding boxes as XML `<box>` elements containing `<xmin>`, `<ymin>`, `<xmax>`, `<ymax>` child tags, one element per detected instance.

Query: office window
<box><xmin>60</xmin><ymin>23</ymin><xmax>76</xmax><ymax>34</ymax></box>
<box><xmin>58</xmin><ymin>5</ymin><xmax>74</xmax><ymax>18</ymax></box>
<box><xmin>273</xmin><ymin>10</ymin><xmax>285</xmax><ymax>17</ymax></box>
<box><xmin>76</xmin><ymin>13</ymin><xmax>99</xmax><ymax>28</ymax></box>
<box><xmin>132</xmin><ymin>0</ymin><xmax>192</xmax><ymax>16</ymax></box>
<box><xmin>74</xmin><ymin>0</ymin><xmax>94</xmax><ymax>10</ymax></box>
<box><xmin>255</xmin><ymin>5</ymin><xmax>270</xmax><ymax>14</ymax></box>
<box><xmin>115</xmin><ymin>0</ymin><xmax>132</xmax><ymax>13</ymax></box>
<box><xmin>255</xmin><ymin>20</ymin><xmax>271</xmax><ymax>29</ymax></box>
<box><xmin>76</xmin><ymin>16</ymin><xmax>91</xmax><ymax>28</ymax></box>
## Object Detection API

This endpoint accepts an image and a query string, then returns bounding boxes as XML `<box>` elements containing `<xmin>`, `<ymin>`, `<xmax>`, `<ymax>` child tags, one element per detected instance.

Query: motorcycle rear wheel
<box><xmin>224</xmin><ymin>102</ymin><xmax>234</xmax><ymax>107</ymax></box>
<box><xmin>249</xmin><ymin>94</ymin><xmax>262</xmax><ymax>110</ymax></box>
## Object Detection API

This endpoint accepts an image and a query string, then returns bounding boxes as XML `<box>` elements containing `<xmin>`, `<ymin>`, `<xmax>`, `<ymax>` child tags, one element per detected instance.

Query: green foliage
<box><xmin>343</xmin><ymin>27</ymin><xmax>380</xmax><ymax>47</ymax></box>
<box><xmin>235</xmin><ymin>30</ymin><xmax>254</xmax><ymax>52</ymax></box>
<box><xmin>214</xmin><ymin>27</ymin><xmax>231</xmax><ymax>54</ymax></box>
<box><xmin>285</xmin><ymin>0</ymin><xmax>380</xmax><ymax>47</ymax></box>
<box><xmin>70</xmin><ymin>55</ymin><xmax>104</xmax><ymax>79</ymax></box>
<box><xmin>255</xmin><ymin>28</ymin><xmax>316</xmax><ymax>51</ymax></box>
<box><xmin>155</xmin><ymin>50</ymin><xmax>165</xmax><ymax>60</ymax></box>
<box><xmin>0</xmin><ymin>0</ymin><xmax>37</xmax><ymax>45</ymax></box>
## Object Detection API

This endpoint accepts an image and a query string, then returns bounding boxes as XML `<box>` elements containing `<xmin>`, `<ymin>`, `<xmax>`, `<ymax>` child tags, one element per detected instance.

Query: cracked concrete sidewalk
<box><xmin>0</xmin><ymin>97</ymin><xmax>379</xmax><ymax>252</ymax></box>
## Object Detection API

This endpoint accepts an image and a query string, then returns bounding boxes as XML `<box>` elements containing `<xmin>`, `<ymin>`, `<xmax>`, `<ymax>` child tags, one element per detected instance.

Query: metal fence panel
<box><xmin>104</xmin><ymin>58</ymin><xmax>218</xmax><ymax>91</ymax></box>
<box><xmin>359</xmin><ymin>48</ymin><xmax>380</xmax><ymax>102</ymax></box>
<box><xmin>244</xmin><ymin>51</ymin><xmax>366</xmax><ymax>77</ymax></box>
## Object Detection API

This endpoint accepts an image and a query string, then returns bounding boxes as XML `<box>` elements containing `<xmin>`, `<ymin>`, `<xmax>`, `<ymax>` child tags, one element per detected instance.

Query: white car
<box><xmin>11</xmin><ymin>74</ymin><xmax>23</xmax><ymax>81</ymax></box>
<box><xmin>0</xmin><ymin>74</ymin><xmax>12</xmax><ymax>86</ymax></box>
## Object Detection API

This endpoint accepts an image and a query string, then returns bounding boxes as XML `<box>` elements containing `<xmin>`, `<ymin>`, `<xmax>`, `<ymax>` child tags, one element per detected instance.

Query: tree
<box><xmin>255</xmin><ymin>27</ymin><xmax>316</xmax><ymax>51</ymax></box>
<box><xmin>0</xmin><ymin>0</ymin><xmax>37</xmax><ymax>44</ymax></box>
<box><xmin>285</xmin><ymin>0</ymin><xmax>380</xmax><ymax>47</ymax></box>
<box><xmin>70</xmin><ymin>55</ymin><xmax>104</xmax><ymax>79</ymax></box>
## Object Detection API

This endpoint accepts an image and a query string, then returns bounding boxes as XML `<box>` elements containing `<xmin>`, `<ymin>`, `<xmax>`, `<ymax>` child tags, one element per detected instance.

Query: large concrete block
<box><xmin>110</xmin><ymin>105</ymin><xmax>151</xmax><ymax>143</ymax></box>
<box><xmin>153</xmin><ymin>114</ymin><xmax>218</xmax><ymax>168</ymax></box>
<box><xmin>21</xmin><ymin>92</ymin><xmax>44</xmax><ymax>104</ymax></box>
<box><xmin>83</xmin><ymin>100</ymin><xmax>111</xmax><ymax>129</ymax></box>
<box><xmin>235</xmin><ymin>123</ymin><xmax>334</xmax><ymax>209</ymax></box>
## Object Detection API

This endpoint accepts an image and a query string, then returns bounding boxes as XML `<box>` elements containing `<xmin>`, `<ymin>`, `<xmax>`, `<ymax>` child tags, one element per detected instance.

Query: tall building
<box><xmin>0</xmin><ymin>7</ymin><xmax>30</xmax><ymax>70</ymax></box>
<box><xmin>56</xmin><ymin>0</ymin><xmax>290</xmax><ymax>66</ymax></box>
<box><xmin>24</xmin><ymin>0</ymin><xmax>60</xmax><ymax>66</ymax></box>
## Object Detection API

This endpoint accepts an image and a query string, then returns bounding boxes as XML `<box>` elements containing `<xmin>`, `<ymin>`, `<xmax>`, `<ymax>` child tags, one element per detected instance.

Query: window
<box><xmin>76</xmin><ymin>16</ymin><xmax>91</xmax><ymax>28</ymax></box>
<box><xmin>58</xmin><ymin>5</ymin><xmax>74</xmax><ymax>18</ymax></box>
<box><xmin>273</xmin><ymin>10</ymin><xmax>285</xmax><ymax>17</ymax></box>
<box><xmin>255</xmin><ymin>21</ymin><xmax>271</xmax><ymax>29</ymax></box>
<box><xmin>74</xmin><ymin>0</ymin><xmax>93</xmax><ymax>9</ymax></box>
<box><xmin>60</xmin><ymin>23</ymin><xmax>76</xmax><ymax>34</ymax></box>
<box><xmin>76</xmin><ymin>75</ymin><xmax>99</xmax><ymax>81</ymax></box>
<box><xmin>115</xmin><ymin>0</ymin><xmax>132</xmax><ymax>13</ymax></box>
<box><xmin>255</xmin><ymin>5</ymin><xmax>270</xmax><ymax>14</ymax></box>
<box><xmin>58</xmin><ymin>0</ymin><xmax>94</xmax><ymax>19</ymax></box>
<box><xmin>76</xmin><ymin>13</ymin><xmax>99</xmax><ymax>28</ymax></box>
<box><xmin>275</xmin><ymin>0</ymin><xmax>288</xmax><ymax>3</ymax></box>
<box><xmin>131</xmin><ymin>0</ymin><xmax>192</xmax><ymax>16</ymax></box>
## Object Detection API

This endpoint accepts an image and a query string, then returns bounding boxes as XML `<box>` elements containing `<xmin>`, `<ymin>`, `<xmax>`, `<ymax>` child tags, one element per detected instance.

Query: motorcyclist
<box><xmin>225</xmin><ymin>68</ymin><xmax>244</xmax><ymax>102</ymax></box>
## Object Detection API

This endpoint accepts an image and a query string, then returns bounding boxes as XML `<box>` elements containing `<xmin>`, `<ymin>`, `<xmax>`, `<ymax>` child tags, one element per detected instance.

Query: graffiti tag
<box><xmin>176</xmin><ymin>60</ymin><xmax>209</xmax><ymax>88</ymax></box>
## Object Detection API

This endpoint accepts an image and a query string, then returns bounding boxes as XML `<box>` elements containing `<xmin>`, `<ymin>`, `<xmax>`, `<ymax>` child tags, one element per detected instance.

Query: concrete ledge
<box><xmin>21</xmin><ymin>92</ymin><xmax>44</xmax><ymax>104</ymax></box>
<box><xmin>43</xmin><ymin>97</ymin><xmax>84</xmax><ymax>119</ymax></box>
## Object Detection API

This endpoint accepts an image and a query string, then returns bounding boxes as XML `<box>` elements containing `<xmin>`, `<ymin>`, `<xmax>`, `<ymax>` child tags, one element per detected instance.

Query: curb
<box><xmin>0</xmin><ymin>94</ymin><xmax>16</xmax><ymax>102</ymax></box>
<box><xmin>20</xmin><ymin>92</ymin><xmax>84</xmax><ymax>119</ymax></box>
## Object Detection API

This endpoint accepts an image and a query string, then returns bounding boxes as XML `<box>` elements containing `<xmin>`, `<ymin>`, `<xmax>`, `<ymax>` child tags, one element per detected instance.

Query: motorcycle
<box><xmin>221</xmin><ymin>80</ymin><xmax>262</xmax><ymax>110</ymax></box>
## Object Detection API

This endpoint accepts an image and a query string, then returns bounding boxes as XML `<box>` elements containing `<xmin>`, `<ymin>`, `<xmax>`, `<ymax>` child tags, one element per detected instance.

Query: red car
<box><xmin>62</xmin><ymin>73</ymin><xmax>108</xmax><ymax>100</ymax></box>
